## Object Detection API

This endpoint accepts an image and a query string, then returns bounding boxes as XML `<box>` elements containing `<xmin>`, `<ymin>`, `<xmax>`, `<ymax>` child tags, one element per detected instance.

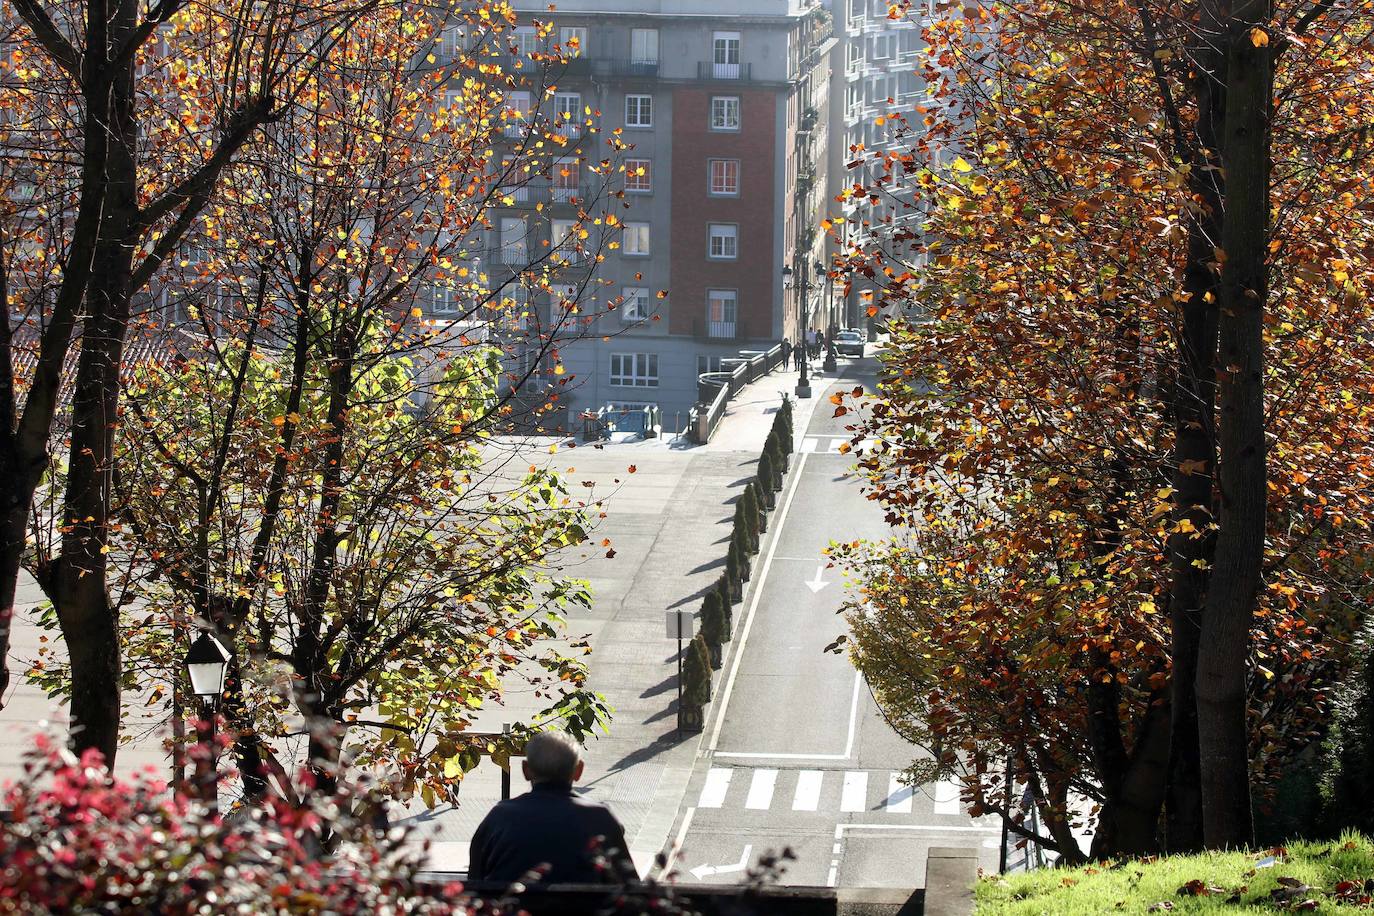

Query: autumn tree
<box><xmin>20</xmin><ymin>2</ymin><xmax>639</xmax><ymax>803</ymax></box>
<box><xmin>1</xmin><ymin>0</ymin><xmax>383</xmax><ymax>763</ymax></box>
<box><xmin>834</xmin><ymin>0</ymin><xmax>1374</xmax><ymax>856</ymax></box>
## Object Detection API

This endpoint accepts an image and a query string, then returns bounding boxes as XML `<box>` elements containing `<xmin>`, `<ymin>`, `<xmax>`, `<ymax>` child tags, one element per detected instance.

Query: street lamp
<box><xmin>786</xmin><ymin>262</ymin><xmax>812</xmax><ymax>399</ymax></box>
<box><xmin>184</xmin><ymin>631</ymin><xmax>230</xmax><ymax>809</ymax></box>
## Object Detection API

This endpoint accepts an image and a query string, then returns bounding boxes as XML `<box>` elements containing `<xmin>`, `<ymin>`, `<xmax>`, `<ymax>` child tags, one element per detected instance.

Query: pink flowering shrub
<box><xmin>0</xmin><ymin>736</ymin><xmax>466</xmax><ymax>914</ymax></box>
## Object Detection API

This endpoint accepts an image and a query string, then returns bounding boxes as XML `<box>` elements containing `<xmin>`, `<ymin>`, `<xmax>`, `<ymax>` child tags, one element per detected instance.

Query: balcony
<box><xmin>496</xmin><ymin>245</ymin><xmax>528</xmax><ymax>265</ymax></box>
<box><xmin>551</xmin><ymin>184</ymin><xmax>578</xmax><ymax>203</ymax></box>
<box><xmin>705</xmin><ymin>319</ymin><xmax>737</xmax><ymax>339</ymax></box>
<box><xmin>697</xmin><ymin>61</ymin><xmax>751</xmax><ymax>81</ymax></box>
<box><xmin>591</xmin><ymin>57</ymin><xmax>660</xmax><ymax>78</ymax></box>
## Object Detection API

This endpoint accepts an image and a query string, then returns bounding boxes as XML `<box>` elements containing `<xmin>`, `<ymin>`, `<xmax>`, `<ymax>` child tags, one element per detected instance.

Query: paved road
<box><xmin>664</xmin><ymin>353</ymin><xmax>1002</xmax><ymax>889</ymax></box>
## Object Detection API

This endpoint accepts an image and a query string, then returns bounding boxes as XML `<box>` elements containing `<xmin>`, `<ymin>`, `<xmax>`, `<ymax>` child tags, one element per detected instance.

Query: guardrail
<box><xmin>689</xmin><ymin>343</ymin><xmax>784</xmax><ymax>444</ymax></box>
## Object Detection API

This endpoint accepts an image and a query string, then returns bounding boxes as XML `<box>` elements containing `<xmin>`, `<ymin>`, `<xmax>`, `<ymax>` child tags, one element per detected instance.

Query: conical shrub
<box><xmin>759</xmin><ymin>452</ymin><xmax>777</xmax><ymax>501</ymax></box>
<box><xmin>732</xmin><ymin>526</ymin><xmax>752</xmax><ymax>581</ymax></box>
<box><xmin>742</xmin><ymin>484</ymin><xmax>763</xmax><ymax>542</ymax></box>
<box><xmin>700</xmin><ymin>592</ymin><xmax>725</xmax><ymax>668</ymax></box>
<box><xmin>716</xmin><ymin>576</ymin><xmax>735</xmax><ymax>630</ymax></box>
<box><xmin>684</xmin><ymin>633</ymin><xmax>713</xmax><ymax>706</ymax></box>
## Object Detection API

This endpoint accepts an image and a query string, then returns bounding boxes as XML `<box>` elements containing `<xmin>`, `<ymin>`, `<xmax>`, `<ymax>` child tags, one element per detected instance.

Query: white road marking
<box><xmin>804</xmin><ymin>563</ymin><xmax>831</xmax><ymax>593</ymax></box>
<box><xmin>744</xmin><ymin>769</ymin><xmax>778</xmax><ymax>810</ymax></box>
<box><xmin>933</xmin><ymin>778</ymin><xmax>961</xmax><ymax>816</ymax></box>
<box><xmin>801</xmin><ymin>437</ymin><xmax>820</xmax><ymax>453</ymax></box>
<box><xmin>658</xmin><ymin>806</ymin><xmax>695</xmax><ymax>878</ymax></box>
<box><xmin>689</xmin><ymin>844</ymin><xmax>753</xmax><ymax>880</ymax></box>
<box><xmin>884</xmin><ymin>773</ymin><xmax>914</xmax><ymax>814</ymax></box>
<box><xmin>706</xmin><ymin>452</ymin><xmax>810</xmax><ymax>752</ymax></box>
<box><xmin>841</xmin><ymin>771</ymin><xmax>869</xmax><ymax>812</ymax></box>
<box><xmin>699</xmin><ymin>768</ymin><xmax>733</xmax><ymax>808</ymax></box>
<box><xmin>716</xmin><ymin>671</ymin><xmax>863</xmax><ymax>760</ymax></box>
<box><xmin>792</xmin><ymin>770</ymin><xmax>824</xmax><ymax>811</ymax></box>
<box><xmin>839</xmin><ymin>823</ymin><xmax>1002</xmax><ymax>834</ymax></box>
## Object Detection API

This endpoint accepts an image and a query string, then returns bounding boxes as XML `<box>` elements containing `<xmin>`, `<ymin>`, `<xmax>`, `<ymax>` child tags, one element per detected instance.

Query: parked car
<box><xmin>833</xmin><ymin>329</ymin><xmax>866</xmax><ymax>357</ymax></box>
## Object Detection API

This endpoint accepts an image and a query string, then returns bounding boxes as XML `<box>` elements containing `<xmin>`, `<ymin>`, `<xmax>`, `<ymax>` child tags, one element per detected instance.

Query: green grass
<box><xmin>976</xmin><ymin>834</ymin><xmax>1374</xmax><ymax>914</ymax></box>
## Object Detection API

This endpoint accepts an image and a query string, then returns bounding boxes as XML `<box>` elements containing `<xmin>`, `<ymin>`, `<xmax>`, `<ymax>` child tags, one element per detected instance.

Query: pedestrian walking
<box><xmin>780</xmin><ymin>338</ymin><xmax>792</xmax><ymax>369</ymax></box>
<box><xmin>468</xmin><ymin>732</ymin><xmax>637</xmax><ymax>884</ymax></box>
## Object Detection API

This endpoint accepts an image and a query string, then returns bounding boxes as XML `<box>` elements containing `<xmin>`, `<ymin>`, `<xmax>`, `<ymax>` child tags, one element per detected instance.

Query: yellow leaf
<box><xmin>951</xmin><ymin>156</ymin><xmax>973</xmax><ymax>173</ymax></box>
<box><xmin>1249</xmin><ymin>27</ymin><xmax>1269</xmax><ymax>46</ymax></box>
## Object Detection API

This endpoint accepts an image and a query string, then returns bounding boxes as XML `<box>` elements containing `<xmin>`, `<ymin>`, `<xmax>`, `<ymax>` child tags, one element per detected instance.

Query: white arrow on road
<box><xmin>690</xmin><ymin>844</ymin><xmax>753</xmax><ymax>880</ymax></box>
<box><xmin>805</xmin><ymin>564</ymin><xmax>831</xmax><ymax>593</ymax></box>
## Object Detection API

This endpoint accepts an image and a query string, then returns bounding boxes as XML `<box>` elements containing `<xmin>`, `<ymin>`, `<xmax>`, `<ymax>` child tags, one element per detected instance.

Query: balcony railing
<box><xmin>497</xmin><ymin>246</ymin><xmax>527</xmax><ymax>265</ymax></box>
<box><xmin>697</xmin><ymin>61</ymin><xmax>751</xmax><ymax>81</ymax></box>
<box><xmin>551</xmin><ymin>185</ymin><xmax>578</xmax><ymax>203</ymax></box>
<box><xmin>706</xmin><ymin>319</ymin><xmax>737</xmax><ymax>339</ymax></box>
<box><xmin>591</xmin><ymin>57</ymin><xmax>660</xmax><ymax>78</ymax></box>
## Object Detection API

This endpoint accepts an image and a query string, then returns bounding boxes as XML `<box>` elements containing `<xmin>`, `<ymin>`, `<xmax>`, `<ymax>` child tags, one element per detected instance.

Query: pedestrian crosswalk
<box><xmin>696</xmin><ymin>766</ymin><xmax>967</xmax><ymax>818</ymax></box>
<box><xmin>800</xmin><ymin>436</ymin><xmax>877</xmax><ymax>455</ymax></box>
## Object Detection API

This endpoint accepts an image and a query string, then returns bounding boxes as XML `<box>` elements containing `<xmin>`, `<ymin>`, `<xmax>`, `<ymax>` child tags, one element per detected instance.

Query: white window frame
<box><xmin>431</xmin><ymin>284</ymin><xmax>462</xmax><ymax>315</ymax></box>
<box><xmin>630</xmin><ymin>28</ymin><xmax>659</xmax><ymax>65</ymax></box>
<box><xmin>708</xmin><ymin>158</ymin><xmax>740</xmax><ymax>196</ymax></box>
<box><xmin>625</xmin><ymin>94</ymin><xmax>653</xmax><ymax>128</ymax></box>
<box><xmin>622</xmin><ymin>286</ymin><xmax>650</xmax><ymax>321</ymax></box>
<box><xmin>625</xmin><ymin>158</ymin><xmax>652</xmax><ymax>193</ymax></box>
<box><xmin>500</xmin><ymin>216</ymin><xmax>527</xmax><ymax>263</ymax></box>
<box><xmin>609</xmin><ymin>352</ymin><xmax>659</xmax><ymax>388</ymax></box>
<box><xmin>622</xmin><ymin>222</ymin><xmax>651</xmax><ymax>256</ymax></box>
<box><xmin>552</xmin><ymin>156</ymin><xmax>580</xmax><ymax>201</ymax></box>
<box><xmin>504</xmin><ymin>90</ymin><xmax>532</xmax><ymax>137</ymax></box>
<box><xmin>559</xmin><ymin>26</ymin><xmax>587</xmax><ymax>57</ymax></box>
<box><xmin>551</xmin><ymin>217</ymin><xmax>581</xmax><ymax>261</ymax></box>
<box><xmin>708</xmin><ymin>223</ymin><xmax>738</xmax><ymax>260</ymax></box>
<box><xmin>554</xmin><ymin>91</ymin><xmax>582</xmax><ymax>136</ymax></box>
<box><xmin>512</xmin><ymin>25</ymin><xmax>539</xmax><ymax>58</ymax></box>
<box><xmin>710</xmin><ymin>96</ymin><xmax>740</xmax><ymax>131</ymax></box>
<box><xmin>712</xmin><ymin>31</ymin><xmax>741</xmax><ymax>65</ymax></box>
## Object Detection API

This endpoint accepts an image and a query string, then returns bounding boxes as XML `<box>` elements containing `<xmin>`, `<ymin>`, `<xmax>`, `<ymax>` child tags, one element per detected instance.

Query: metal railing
<box><xmin>690</xmin><ymin>343</ymin><xmax>784</xmax><ymax>444</ymax></box>
<box><xmin>697</xmin><ymin>61</ymin><xmax>752</xmax><ymax>81</ymax></box>
<box><xmin>706</xmin><ymin>319</ymin><xmax>736</xmax><ymax>339</ymax></box>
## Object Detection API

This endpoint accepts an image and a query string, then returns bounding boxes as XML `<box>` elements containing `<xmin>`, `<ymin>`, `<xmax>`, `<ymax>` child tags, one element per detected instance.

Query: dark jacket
<box><xmin>467</xmin><ymin>783</ymin><xmax>636</xmax><ymax>884</ymax></box>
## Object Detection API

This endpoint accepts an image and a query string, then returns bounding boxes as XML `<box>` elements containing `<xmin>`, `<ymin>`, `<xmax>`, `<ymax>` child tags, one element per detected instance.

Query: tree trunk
<box><xmin>1166</xmin><ymin>0</ymin><xmax>1228</xmax><ymax>856</ymax></box>
<box><xmin>1196</xmin><ymin>0</ymin><xmax>1272</xmax><ymax>849</ymax></box>
<box><xmin>53</xmin><ymin>7</ymin><xmax>141</xmax><ymax>760</ymax></box>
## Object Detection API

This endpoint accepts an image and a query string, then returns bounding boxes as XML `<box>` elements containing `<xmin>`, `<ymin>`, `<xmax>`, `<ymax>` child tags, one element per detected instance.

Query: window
<box><xmin>631</xmin><ymin>28</ymin><xmax>659</xmax><ymax>64</ymax></box>
<box><xmin>708</xmin><ymin>159</ymin><xmax>740</xmax><ymax>196</ymax></box>
<box><xmin>625</xmin><ymin>158</ymin><xmax>652</xmax><ymax>193</ymax></box>
<box><xmin>708</xmin><ymin>223</ymin><xmax>738</xmax><ymax>260</ymax></box>
<box><xmin>431</xmin><ymin>284</ymin><xmax>461</xmax><ymax>315</ymax></box>
<box><xmin>622</xmin><ymin>286</ymin><xmax>650</xmax><ymax>321</ymax></box>
<box><xmin>559</xmin><ymin>26</ymin><xmax>586</xmax><ymax>56</ymax></box>
<box><xmin>440</xmin><ymin>26</ymin><xmax>465</xmax><ymax>59</ymax></box>
<box><xmin>553</xmin><ymin>157</ymin><xmax>580</xmax><ymax>201</ymax></box>
<box><xmin>706</xmin><ymin>289</ymin><xmax>737</xmax><ymax>338</ymax></box>
<box><xmin>500</xmin><ymin>216</ymin><xmax>527</xmax><ymax>264</ymax></box>
<box><xmin>696</xmin><ymin>355</ymin><xmax>724</xmax><ymax>375</ymax></box>
<box><xmin>712</xmin><ymin>31</ymin><xmax>741</xmax><ymax>78</ymax></box>
<box><xmin>623</xmin><ymin>222</ymin><xmax>650</xmax><ymax>256</ymax></box>
<box><xmin>625</xmin><ymin>94</ymin><xmax>653</xmax><ymax>128</ymax></box>
<box><xmin>871</xmin><ymin>34</ymin><xmax>895</xmax><ymax>60</ymax></box>
<box><xmin>551</xmin><ymin>218</ymin><xmax>581</xmax><ymax>261</ymax></box>
<box><xmin>512</xmin><ymin>25</ymin><xmax>538</xmax><ymax>58</ymax></box>
<box><xmin>710</xmin><ymin>96</ymin><xmax>740</xmax><ymax>131</ymax></box>
<box><xmin>899</xmin><ymin>31</ymin><xmax>922</xmax><ymax>61</ymax></box>
<box><xmin>504</xmin><ymin>90</ymin><xmax>532</xmax><ymax>136</ymax></box>
<box><xmin>609</xmin><ymin>352</ymin><xmax>659</xmax><ymax>387</ymax></box>
<box><xmin>554</xmin><ymin>92</ymin><xmax>582</xmax><ymax>136</ymax></box>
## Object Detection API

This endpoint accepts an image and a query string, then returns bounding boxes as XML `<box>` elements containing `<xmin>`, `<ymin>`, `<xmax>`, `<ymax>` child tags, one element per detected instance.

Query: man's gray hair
<box><xmin>524</xmin><ymin>730</ymin><xmax>584</xmax><ymax>784</ymax></box>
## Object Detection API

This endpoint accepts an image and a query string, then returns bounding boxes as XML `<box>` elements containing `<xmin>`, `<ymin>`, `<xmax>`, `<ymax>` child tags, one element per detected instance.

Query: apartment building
<box><xmin>828</xmin><ymin>0</ymin><xmax>934</xmax><ymax>330</ymax></box>
<box><xmin>479</xmin><ymin>0</ymin><xmax>838</xmax><ymax>431</ymax></box>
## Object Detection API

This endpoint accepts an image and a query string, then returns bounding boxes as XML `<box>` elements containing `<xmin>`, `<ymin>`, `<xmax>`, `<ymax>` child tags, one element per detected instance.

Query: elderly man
<box><xmin>467</xmin><ymin>732</ymin><xmax>637</xmax><ymax>884</ymax></box>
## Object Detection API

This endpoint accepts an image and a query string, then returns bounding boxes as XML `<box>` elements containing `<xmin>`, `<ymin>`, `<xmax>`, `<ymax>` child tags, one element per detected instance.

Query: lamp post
<box><xmin>184</xmin><ymin>631</ymin><xmax>231</xmax><ymax>811</ymax></box>
<box><xmin>784</xmin><ymin>263</ymin><xmax>812</xmax><ymax>398</ymax></box>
